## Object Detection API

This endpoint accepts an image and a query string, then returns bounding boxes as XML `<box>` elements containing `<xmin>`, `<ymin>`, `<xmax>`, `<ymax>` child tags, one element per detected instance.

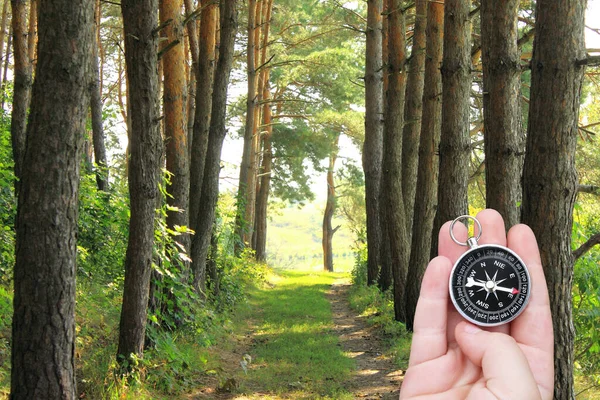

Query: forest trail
<box><xmin>190</xmin><ymin>271</ymin><xmax>403</xmax><ymax>399</ymax></box>
<box><xmin>326</xmin><ymin>282</ymin><xmax>404</xmax><ymax>399</ymax></box>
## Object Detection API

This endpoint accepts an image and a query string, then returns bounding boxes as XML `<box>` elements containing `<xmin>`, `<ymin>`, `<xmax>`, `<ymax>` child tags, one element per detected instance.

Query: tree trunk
<box><xmin>9</xmin><ymin>0</ymin><xmax>32</xmax><ymax>189</ymax></box>
<box><xmin>117</xmin><ymin>0</ymin><xmax>161</xmax><ymax>368</ymax></box>
<box><xmin>1</xmin><ymin>23</ymin><xmax>11</xmax><ymax>109</ymax></box>
<box><xmin>404</xmin><ymin>0</ymin><xmax>443</xmax><ymax>331</ymax></box>
<box><xmin>183</xmin><ymin>0</ymin><xmax>199</xmax><ymax>154</ymax></box>
<box><xmin>323</xmin><ymin>135</ymin><xmax>339</xmax><ymax>272</ymax></box>
<box><xmin>363</xmin><ymin>0</ymin><xmax>383</xmax><ymax>287</ymax></box>
<box><xmin>10</xmin><ymin>0</ymin><xmax>92</xmax><ymax>397</ymax></box>
<box><xmin>0</xmin><ymin>0</ymin><xmax>10</xmax><ymax>74</ymax></box>
<box><xmin>382</xmin><ymin>0</ymin><xmax>408</xmax><ymax>322</ymax></box>
<box><xmin>160</xmin><ymin>0</ymin><xmax>190</xmax><ymax>256</ymax></box>
<box><xmin>377</xmin><ymin>0</ymin><xmax>393</xmax><ymax>292</ymax></box>
<box><xmin>235</xmin><ymin>0</ymin><xmax>258</xmax><ymax>252</ymax></box>
<box><xmin>521</xmin><ymin>1</ymin><xmax>586</xmax><ymax>398</ymax></box>
<box><xmin>90</xmin><ymin>0</ymin><xmax>108</xmax><ymax>191</ymax></box>
<box><xmin>189</xmin><ymin>0</ymin><xmax>217</xmax><ymax>233</ymax></box>
<box><xmin>26</xmin><ymin>0</ymin><xmax>35</xmax><ymax>65</ymax></box>
<box><xmin>190</xmin><ymin>0</ymin><xmax>237</xmax><ymax>295</ymax></box>
<box><xmin>253</xmin><ymin>79</ymin><xmax>273</xmax><ymax>262</ymax></box>
<box><xmin>431</xmin><ymin>0</ymin><xmax>472</xmax><ymax>258</ymax></box>
<box><xmin>481</xmin><ymin>0</ymin><xmax>522</xmax><ymax>229</ymax></box>
<box><xmin>401</xmin><ymin>0</ymin><xmax>427</xmax><ymax>238</ymax></box>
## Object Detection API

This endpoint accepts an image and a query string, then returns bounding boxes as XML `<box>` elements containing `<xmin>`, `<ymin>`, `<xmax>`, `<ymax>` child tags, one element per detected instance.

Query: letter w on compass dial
<box><xmin>449</xmin><ymin>245</ymin><xmax>531</xmax><ymax>326</ymax></box>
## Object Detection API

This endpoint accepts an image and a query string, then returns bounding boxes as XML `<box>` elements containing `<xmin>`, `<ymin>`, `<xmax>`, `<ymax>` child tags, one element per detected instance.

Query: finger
<box><xmin>409</xmin><ymin>256</ymin><xmax>453</xmax><ymax>367</ymax></box>
<box><xmin>439</xmin><ymin>220</ymin><xmax>468</xmax><ymax>264</ymax></box>
<box><xmin>475</xmin><ymin>209</ymin><xmax>510</xmax><ymax>335</ymax></box>
<box><xmin>455</xmin><ymin>322</ymin><xmax>541</xmax><ymax>400</ymax></box>
<box><xmin>476</xmin><ymin>209</ymin><xmax>507</xmax><ymax>247</ymax></box>
<box><xmin>506</xmin><ymin>224</ymin><xmax>554</xmax><ymax>396</ymax></box>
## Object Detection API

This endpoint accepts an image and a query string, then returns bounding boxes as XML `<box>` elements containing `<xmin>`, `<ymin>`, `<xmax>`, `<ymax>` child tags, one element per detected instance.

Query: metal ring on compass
<box><xmin>450</xmin><ymin>215</ymin><xmax>482</xmax><ymax>247</ymax></box>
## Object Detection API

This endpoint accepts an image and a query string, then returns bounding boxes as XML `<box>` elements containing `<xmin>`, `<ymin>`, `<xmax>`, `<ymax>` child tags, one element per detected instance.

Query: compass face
<box><xmin>449</xmin><ymin>244</ymin><xmax>531</xmax><ymax>327</ymax></box>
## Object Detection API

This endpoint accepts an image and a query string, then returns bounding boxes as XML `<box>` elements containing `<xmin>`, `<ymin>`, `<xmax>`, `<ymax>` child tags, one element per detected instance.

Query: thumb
<box><xmin>455</xmin><ymin>322</ymin><xmax>541</xmax><ymax>400</ymax></box>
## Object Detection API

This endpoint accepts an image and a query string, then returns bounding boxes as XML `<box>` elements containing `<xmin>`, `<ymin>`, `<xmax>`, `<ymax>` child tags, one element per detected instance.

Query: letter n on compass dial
<box><xmin>449</xmin><ymin>244</ymin><xmax>532</xmax><ymax>327</ymax></box>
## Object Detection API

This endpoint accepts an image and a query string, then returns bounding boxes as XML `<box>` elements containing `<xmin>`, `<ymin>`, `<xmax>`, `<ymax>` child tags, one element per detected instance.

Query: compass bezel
<box><xmin>448</xmin><ymin>243</ymin><xmax>532</xmax><ymax>327</ymax></box>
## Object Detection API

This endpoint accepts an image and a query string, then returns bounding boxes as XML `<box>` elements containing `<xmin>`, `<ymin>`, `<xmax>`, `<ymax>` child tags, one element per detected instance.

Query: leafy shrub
<box><xmin>350</xmin><ymin>235</ymin><xmax>367</xmax><ymax>286</ymax></box>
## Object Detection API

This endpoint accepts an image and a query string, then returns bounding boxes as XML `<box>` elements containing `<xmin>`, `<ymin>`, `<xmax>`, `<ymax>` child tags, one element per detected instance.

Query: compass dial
<box><xmin>449</xmin><ymin>244</ymin><xmax>531</xmax><ymax>327</ymax></box>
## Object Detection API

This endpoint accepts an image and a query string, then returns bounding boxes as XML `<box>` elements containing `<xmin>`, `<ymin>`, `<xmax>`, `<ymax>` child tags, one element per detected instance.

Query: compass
<box><xmin>448</xmin><ymin>216</ymin><xmax>531</xmax><ymax>327</ymax></box>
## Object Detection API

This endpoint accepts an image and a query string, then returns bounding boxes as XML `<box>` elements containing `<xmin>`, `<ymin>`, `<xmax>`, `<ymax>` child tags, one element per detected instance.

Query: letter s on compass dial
<box><xmin>449</xmin><ymin>244</ymin><xmax>531</xmax><ymax>327</ymax></box>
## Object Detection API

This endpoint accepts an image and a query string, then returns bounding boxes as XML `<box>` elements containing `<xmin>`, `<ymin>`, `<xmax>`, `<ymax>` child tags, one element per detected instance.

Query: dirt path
<box><xmin>327</xmin><ymin>282</ymin><xmax>404</xmax><ymax>399</ymax></box>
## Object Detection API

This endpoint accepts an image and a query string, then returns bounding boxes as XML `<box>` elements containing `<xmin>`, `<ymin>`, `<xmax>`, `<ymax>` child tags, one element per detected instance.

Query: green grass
<box><xmin>236</xmin><ymin>270</ymin><xmax>355</xmax><ymax>399</ymax></box>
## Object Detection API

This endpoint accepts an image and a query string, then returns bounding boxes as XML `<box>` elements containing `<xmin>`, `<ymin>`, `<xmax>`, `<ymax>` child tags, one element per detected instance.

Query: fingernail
<box><xmin>463</xmin><ymin>323</ymin><xmax>482</xmax><ymax>334</ymax></box>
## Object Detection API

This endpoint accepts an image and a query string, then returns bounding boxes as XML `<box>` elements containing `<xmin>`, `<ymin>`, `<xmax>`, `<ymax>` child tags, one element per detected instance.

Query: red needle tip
<box><xmin>511</xmin><ymin>288</ymin><xmax>519</xmax><ymax>295</ymax></box>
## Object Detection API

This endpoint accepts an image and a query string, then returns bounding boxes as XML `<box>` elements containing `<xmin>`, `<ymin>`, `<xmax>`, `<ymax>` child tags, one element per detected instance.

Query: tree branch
<box><xmin>573</xmin><ymin>232</ymin><xmax>600</xmax><ymax>261</ymax></box>
<box><xmin>578</xmin><ymin>184</ymin><xmax>600</xmax><ymax>195</ymax></box>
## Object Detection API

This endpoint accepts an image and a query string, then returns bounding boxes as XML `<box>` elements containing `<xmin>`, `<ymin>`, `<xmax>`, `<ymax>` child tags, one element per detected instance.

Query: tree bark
<box><xmin>404</xmin><ymin>0</ymin><xmax>443</xmax><ymax>332</ymax></box>
<box><xmin>190</xmin><ymin>0</ymin><xmax>237</xmax><ymax>295</ymax></box>
<box><xmin>9</xmin><ymin>0</ymin><xmax>32</xmax><ymax>189</ymax></box>
<box><xmin>323</xmin><ymin>135</ymin><xmax>339</xmax><ymax>272</ymax></box>
<box><xmin>117</xmin><ymin>0</ymin><xmax>161</xmax><ymax>368</ymax></box>
<box><xmin>189</xmin><ymin>0</ymin><xmax>217</xmax><ymax>233</ymax></box>
<box><xmin>0</xmin><ymin>0</ymin><xmax>10</xmax><ymax>74</ymax></box>
<box><xmin>481</xmin><ymin>0</ymin><xmax>522</xmax><ymax>229</ymax></box>
<box><xmin>1</xmin><ymin>23</ymin><xmax>11</xmax><ymax>109</ymax></box>
<box><xmin>253</xmin><ymin>78</ymin><xmax>273</xmax><ymax>262</ymax></box>
<box><xmin>183</xmin><ymin>0</ymin><xmax>199</xmax><ymax>154</ymax></box>
<box><xmin>401</xmin><ymin>0</ymin><xmax>427</xmax><ymax>237</ymax></box>
<box><xmin>382</xmin><ymin>0</ymin><xmax>408</xmax><ymax>322</ymax></box>
<box><xmin>363</xmin><ymin>0</ymin><xmax>383</xmax><ymax>287</ymax></box>
<box><xmin>235</xmin><ymin>0</ymin><xmax>259</xmax><ymax>251</ymax></box>
<box><xmin>377</xmin><ymin>0</ymin><xmax>393</xmax><ymax>292</ymax></box>
<box><xmin>431</xmin><ymin>0</ymin><xmax>472</xmax><ymax>258</ymax></box>
<box><xmin>90</xmin><ymin>0</ymin><xmax>108</xmax><ymax>191</ymax></box>
<box><xmin>10</xmin><ymin>0</ymin><xmax>92</xmax><ymax>397</ymax></box>
<box><xmin>521</xmin><ymin>0</ymin><xmax>586</xmax><ymax>398</ymax></box>
<box><xmin>26</xmin><ymin>0</ymin><xmax>35</xmax><ymax>65</ymax></box>
<box><xmin>160</xmin><ymin>0</ymin><xmax>190</xmax><ymax>255</ymax></box>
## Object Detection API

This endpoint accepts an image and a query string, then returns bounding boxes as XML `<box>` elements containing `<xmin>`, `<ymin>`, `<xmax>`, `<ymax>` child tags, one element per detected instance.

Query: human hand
<box><xmin>400</xmin><ymin>209</ymin><xmax>554</xmax><ymax>400</ymax></box>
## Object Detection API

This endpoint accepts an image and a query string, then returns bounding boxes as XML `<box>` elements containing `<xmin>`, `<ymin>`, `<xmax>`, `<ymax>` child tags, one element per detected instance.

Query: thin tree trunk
<box><xmin>160</xmin><ymin>0</ymin><xmax>190</xmax><ymax>256</ymax></box>
<box><xmin>404</xmin><ymin>0</ymin><xmax>443</xmax><ymax>331</ymax></box>
<box><xmin>253</xmin><ymin>79</ymin><xmax>273</xmax><ymax>262</ymax></box>
<box><xmin>9</xmin><ymin>0</ymin><xmax>31</xmax><ymax>189</ymax></box>
<box><xmin>382</xmin><ymin>0</ymin><xmax>408</xmax><ymax>322</ymax></box>
<box><xmin>323</xmin><ymin>135</ymin><xmax>339</xmax><ymax>272</ymax></box>
<box><xmin>401</xmin><ymin>0</ymin><xmax>427</xmax><ymax>238</ymax></box>
<box><xmin>481</xmin><ymin>0</ymin><xmax>522</xmax><ymax>228</ymax></box>
<box><xmin>0</xmin><ymin>0</ymin><xmax>10</xmax><ymax>72</ymax></box>
<box><xmin>10</xmin><ymin>0</ymin><xmax>92</xmax><ymax>397</ymax></box>
<box><xmin>184</xmin><ymin>0</ymin><xmax>199</xmax><ymax>154</ymax></box>
<box><xmin>521</xmin><ymin>1</ymin><xmax>586</xmax><ymax>398</ymax></box>
<box><xmin>363</xmin><ymin>0</ymin><xmax>383</xmax><ymax>287</ymax></box>
<box><xmin>26</xmin><ymin>0</ymin><xmax>35</xmax><ymax>64</ymax></box>
<box><xmin>431</xmin><ymin>0</ymin><xmax>472</xmax><ymax>258</ymax></box>
<box><xmin>91</xmin><ymin>0</ymin><xmax>108</xmax><ymax>191</ymax></box>
<box><xmin>377</xmin><ymin>0</ymin><xmax>393</xmax><ymax>292</ymax></box>
<box><xmin>235</xmin><ymin>0</ymin><xmax>258</xmax><ymax>252</ymax></box>
<box><xmin>190</xmin><ymin>0</ymin><xmax>237</xmax><ymax>295</ymax></box>
<box><xmin>117</xmin><ymin>0</ymin><xmax>161</xmax><ymax>368</ymax></box>
<box><xmin>1</xmin><ymin>23</ymin><xmax>10</xmax><ymax>109</ymax></box>
<box><xmin>189</xmin><ymin>0</ymin><xmax>217</xmax><ymax>232</ymax></box>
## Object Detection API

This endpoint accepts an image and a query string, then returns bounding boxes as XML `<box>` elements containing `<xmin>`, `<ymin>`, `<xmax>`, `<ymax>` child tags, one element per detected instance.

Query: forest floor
<box><xmin>188</xmin><ymin>270</ymin><xmax>403</xmax><ymax>399</ymax></box>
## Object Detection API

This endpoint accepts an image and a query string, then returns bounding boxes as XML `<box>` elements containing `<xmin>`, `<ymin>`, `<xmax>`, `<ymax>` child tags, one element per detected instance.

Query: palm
<box><xmin>400</xmin><ymin>210</ymin><xmax>554</xmax><ymax>400</ymax></box>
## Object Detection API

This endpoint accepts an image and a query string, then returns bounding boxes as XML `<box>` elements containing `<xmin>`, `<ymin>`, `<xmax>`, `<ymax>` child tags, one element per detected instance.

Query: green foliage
<box><xmin>0</xmin><ymin>113</ymin><xmax>14</xmax><ymax>285</ymax></box>
<box><xmin>350</xmin><ymin>235</ymin><xmax>368</xmax><ymax>287</ymax></box>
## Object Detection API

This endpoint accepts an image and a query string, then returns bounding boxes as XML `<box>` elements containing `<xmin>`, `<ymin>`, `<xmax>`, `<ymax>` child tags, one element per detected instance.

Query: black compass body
<box><xmin>449</xmin><ymin>244</ymin><xmax>531</xmax><ymax>327</ymax></box>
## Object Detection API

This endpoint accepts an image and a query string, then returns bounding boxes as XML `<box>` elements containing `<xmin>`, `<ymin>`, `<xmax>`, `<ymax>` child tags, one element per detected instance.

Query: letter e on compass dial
<box><xmin>449</xmin><ymin>244</ymin><xmax>531</xmax><ymax>327</ymax></box>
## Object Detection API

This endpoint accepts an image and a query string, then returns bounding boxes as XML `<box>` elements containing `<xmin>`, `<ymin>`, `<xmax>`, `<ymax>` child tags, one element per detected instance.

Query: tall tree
<box><xmin>401</xmin><ymin>0</ymin><xmax>427</xmax><ymax>236</ymax></box>
<box><xmin>10</xmin><ymin>0</ymin><xmax>92</xmax><ymax>397</ymax></box>
<box><xmin>160</xmin><ymin>0</ymin><xmax>190</xmax><ymax>255</ymax></box>
<box><xmin>0</xmin><ymin>0</ymin><xmax>10</xmax><ymax>75</ymax></box>
<box><xmin>183</xmin><ymin>0</ymin><xmax>199</xmax><ymax>151</ymax></box>
<box><xmin>323</xmin><ymin>134</ymin><xmax>340</xmax><ymax>272</ymax></box>
<box><xmin>9</xmin><ymin>0</ymin><xmax>31</xmax><ymax>189</ymax></box>
<box><xmin>378</xmin><ymin>0</ymin><xmax>393</xmax><ymax>292</ymax></box>
<box><xmin>190</xmin><ymin>0</ymin><xmax>237</xmax><ymax>294</ymax></box>
<box><xmin>189</xmin><ymin>0</ymin><xmax>217</xmax><ymax>234</ymax></box>
<box><xmin>90</xmin><ymin>0</ymin><xmax>108</xmax><ymax>191</ymax></box>
<box><xmin>404</xmin><ymin>0</ymin><xmax>443</xmax><ymax>331</ymax></box>
<box><xmin>481</xmin><ymin>0</ymin><xmax>522</xmax><ymax>228</ymax></box>
<box><xmin>26</xmin><ymin>0</ymin><xmax>35</xmax><ymax>63</ymax></box>
<box><xmin>431</xmin><ymin>0</ymin><xmax>472</xmax><ymax>257</ymax></box>
<box><xmin>363</xmin><ymin>0</ymin><xmax>383</xmax><ymax>286</ymax></box>
<box><xmin>382</xmin><ymin>0</ymin><xmax>408</xmax><ymax>322</ymax></box>
<box><xmin>521</xmin><ymin>0</ymin><xmax>586</xmax><ymax>398</ymax></box>
<box><xmin>117</xmin><ymin>0</ymin><xmax>161</xmax><ymax>367</ymax></box>
<box><xmin>235</xmin><ymin>0</ymin><xmax>259</xmax><ymax>251</ymax></box>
